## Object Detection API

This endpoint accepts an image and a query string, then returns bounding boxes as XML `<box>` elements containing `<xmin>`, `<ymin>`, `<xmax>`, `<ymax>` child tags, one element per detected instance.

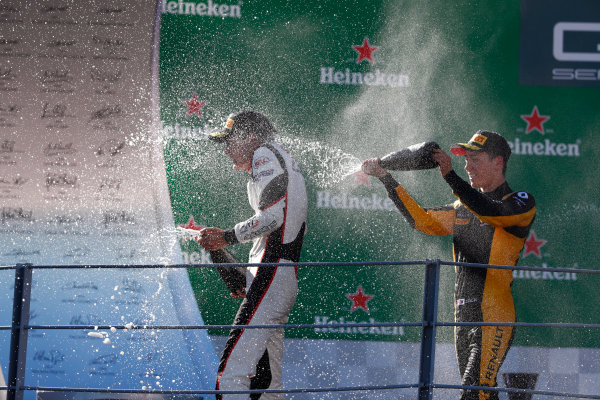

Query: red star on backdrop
<box><xmin>180</xmin><ymin>215</ymin><xmax>203</xmax><ymax>231</ymax></box>
<box><xmin>352</xmin><ymin>37</ymin><xmax>379</xmax><ymax>64</ymax></box>
<box><xmin>183</xmin><ymin>94</ymin><xmax>206</xmax><ymax>118</ymax></box>
<box><xmin>179</xmin><ymin>216</ymin><xmax>204</xmax><ymax>241</ymax></box>
<box><xmin>522</xmin><ymin>230</ymin><xmax>547</xmax><ymax>258</ymax></box>
<box><xmin>353</xmin><ymin>170</ymin><xmax>371</xmax><ymax>187</ymax></box>
<box><xmin>520</xmin><ymin>106</ymin><xmax>550</xmax><ymax>134</ymax></box>
<box><xmin>346</xmin><ymin>285</ymin><xmax>374</xmax><ymax>313</ymax></box>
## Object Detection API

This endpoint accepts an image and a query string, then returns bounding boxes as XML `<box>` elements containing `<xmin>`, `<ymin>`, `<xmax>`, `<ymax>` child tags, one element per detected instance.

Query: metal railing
<box><xmin>1</xmin><ymin>260</ymin><xmax>599</xmax><ymax>400</ymax></box>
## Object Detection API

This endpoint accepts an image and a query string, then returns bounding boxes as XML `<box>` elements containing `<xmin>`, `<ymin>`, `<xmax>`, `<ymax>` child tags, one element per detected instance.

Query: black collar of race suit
<box><xmin>486</xmin><ymin>180</ymin><xmax>512</xmax><ymax>200</ymax></box>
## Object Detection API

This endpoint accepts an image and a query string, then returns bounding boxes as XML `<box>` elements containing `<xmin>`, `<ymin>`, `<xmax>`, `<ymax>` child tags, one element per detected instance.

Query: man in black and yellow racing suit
<box><xmin>362</xmin><ymin>130</ymin><xmax>536</xmax><ymax>400</ymax></box>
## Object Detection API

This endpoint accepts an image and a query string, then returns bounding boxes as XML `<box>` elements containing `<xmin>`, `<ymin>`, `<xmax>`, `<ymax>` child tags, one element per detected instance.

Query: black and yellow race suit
<box><xmin>379</xmin><ymin>170</ymin><xmax>536</xmax><ymax>400</ymax></box>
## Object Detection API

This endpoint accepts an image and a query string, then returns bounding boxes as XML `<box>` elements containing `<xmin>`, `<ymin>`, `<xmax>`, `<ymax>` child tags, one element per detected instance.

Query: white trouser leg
<box><xmin>218</xmin><ymin>267</ymin><xmax>297</xmax><ymax>400</ymax></box>
<box><xmin>260</xmin><ymin>326</ymin><xmax>285</xmax><ymax>400</ymax></box>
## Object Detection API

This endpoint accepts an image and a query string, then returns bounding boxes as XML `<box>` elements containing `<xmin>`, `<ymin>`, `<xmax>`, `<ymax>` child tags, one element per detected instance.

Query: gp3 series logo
<box><xmin>553</xmin><ymin>22</ymin><xmax>600</xmax><ymax>62</ymax></box>
<box><xmin>520</xmin><ymin>0</ymin><xmax>600</xmax><ymax>87</ymax></box>
<box><xmin>552</xmin><ymin>22</ymin><xmax>600</xmax><ymax>82</ymax></box>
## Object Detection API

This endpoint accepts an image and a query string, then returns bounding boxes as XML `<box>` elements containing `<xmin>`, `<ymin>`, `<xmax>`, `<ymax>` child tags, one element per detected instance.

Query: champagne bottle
<box><xmin>209</xmin><ymin>249</ymin><xmax>246</xmax><ymax>295</ymax></box>
<box><xmin>379</xmin><ymin>141</ymin><xmax>440</xmax><ymax>171</ymax></box>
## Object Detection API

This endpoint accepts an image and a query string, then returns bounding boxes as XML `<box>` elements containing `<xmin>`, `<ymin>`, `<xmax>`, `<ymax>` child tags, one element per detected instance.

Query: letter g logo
<box><xmin>553</xmin><ymin>22</ymin><xmax>600</xmax><ymax>62</ymax></box>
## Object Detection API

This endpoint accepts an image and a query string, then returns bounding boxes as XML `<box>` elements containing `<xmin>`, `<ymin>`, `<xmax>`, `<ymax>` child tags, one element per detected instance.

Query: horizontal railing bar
<box><xmin>1</xmin><ymin>261</ymin><xmax>597</xmax><ymax>275</ymax></box>
<box><xmin>434</xmin><ymin>383</ymin><xmax>600</xmax><ymax>399</ymax></box>
<box><xmin>23</xmin><ymin>320</ymin><xmax>599</xmax><ymax>331</ymax></box>
<box><xmin>6</xmin><ymin>261</ymin><xmax>426</xmax><ymax>269</ymax></box>
<box><xmin>23</xmin><ymin>383</ymin><xmax>419</xmax><ymax>394</ymax></box>
<box><xmin>436</xmin><ymin>321</ymin><xmax>600</xmax><ymax>329</ymax></box>
<box><xmin>12</xmin><ymin>381</ymin><xmax>600</xmax><ymax>398</ymax></box>
<box><xmin>441</xmin><ymin>261</ymin><xmax>599</xmax><ymax>274</ymax></box>
<box><xmin>26</xmin><ymin>322</ymin><xmax>423</xmax><ymax>330</ymax></box>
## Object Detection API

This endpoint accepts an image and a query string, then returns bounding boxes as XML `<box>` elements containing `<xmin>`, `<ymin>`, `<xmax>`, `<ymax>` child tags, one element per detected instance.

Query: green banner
<box><xmin>159</xmin><ymin>0</ymin><xmax>600</xmax><ymax>347</ymax></box>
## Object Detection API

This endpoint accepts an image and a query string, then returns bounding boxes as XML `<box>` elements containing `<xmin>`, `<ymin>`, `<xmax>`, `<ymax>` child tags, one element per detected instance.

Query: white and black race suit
<box><xmin>216</xmin><ymin>141</ymin><xmax>307</xmax><ymax>400</ymax></box>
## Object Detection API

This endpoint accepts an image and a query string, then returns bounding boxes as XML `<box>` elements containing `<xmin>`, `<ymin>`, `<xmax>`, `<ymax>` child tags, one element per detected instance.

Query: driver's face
<box><xmin>224</xmin><ymin>133</ymin><xmax>255</xmax><ymax>171</ymax></box>
<box><xmin>464</xmin><ymin>151</ymin><xmax>500</xmax><ymax>192</ymax></box>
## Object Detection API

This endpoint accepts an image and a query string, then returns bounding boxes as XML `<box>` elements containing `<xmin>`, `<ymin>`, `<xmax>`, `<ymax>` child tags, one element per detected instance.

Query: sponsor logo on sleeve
<box><xmin>253</xmin><ymin>169</ymin><xmax>274</xmax><ymax>181</ymax></box>
<box><xmin>253</xmin><ymin>157</ymin><xmax>270</xmax><ymax>168</ymax></box>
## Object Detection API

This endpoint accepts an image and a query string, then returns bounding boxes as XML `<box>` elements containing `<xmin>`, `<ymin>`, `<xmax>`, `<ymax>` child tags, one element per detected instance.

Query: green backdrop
<box><xmin>159</xmin><ymin>0</ymin><xmax>600</xmax><ymax>347</ymax></box>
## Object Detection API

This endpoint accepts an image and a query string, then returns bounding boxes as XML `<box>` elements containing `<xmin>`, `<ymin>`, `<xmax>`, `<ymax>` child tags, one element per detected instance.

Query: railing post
<box><xmin>418</xmin><ymin>259</ymin><xmax>440</xmax><ymax>400</ymax></box>
<box><xmin>7</xmin><ymin>264</ymin><xmax>33</xmax><ymax>400</ymax></box>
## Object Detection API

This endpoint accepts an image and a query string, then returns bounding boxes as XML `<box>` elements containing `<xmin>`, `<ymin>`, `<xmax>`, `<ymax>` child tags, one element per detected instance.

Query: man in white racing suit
<box><xmin>199</xmin><ymin>110</ymin><xmax>307</xmax><ymax>400</ymax></box>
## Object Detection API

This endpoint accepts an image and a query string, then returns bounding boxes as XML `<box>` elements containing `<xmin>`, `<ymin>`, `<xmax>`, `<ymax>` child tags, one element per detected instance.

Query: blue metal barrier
<box><xmin>418</xmin><ymin>260</ymin><xmax>440</xmax><ymax>400</ymax></box>
<box><xmin>1</xmin><ymin>260</ymin><xmax>599</xmax><ymax>400</ymax></box>
<box><xmin>7</xmin><ymin>264</ymin><xmax>32</xmax><ymax>400</ymax></box>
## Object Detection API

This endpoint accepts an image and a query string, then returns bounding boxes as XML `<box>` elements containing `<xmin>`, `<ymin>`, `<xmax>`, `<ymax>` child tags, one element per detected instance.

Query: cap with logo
<box><xmin>450</xmin><ymin>130</ymin><xmax>511</xmax><ymax>160</ymax></box>
<box><xmin>209</xmin><ymin>110</ymin><xmax>276</xmax><ymax>143</ymax></box>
